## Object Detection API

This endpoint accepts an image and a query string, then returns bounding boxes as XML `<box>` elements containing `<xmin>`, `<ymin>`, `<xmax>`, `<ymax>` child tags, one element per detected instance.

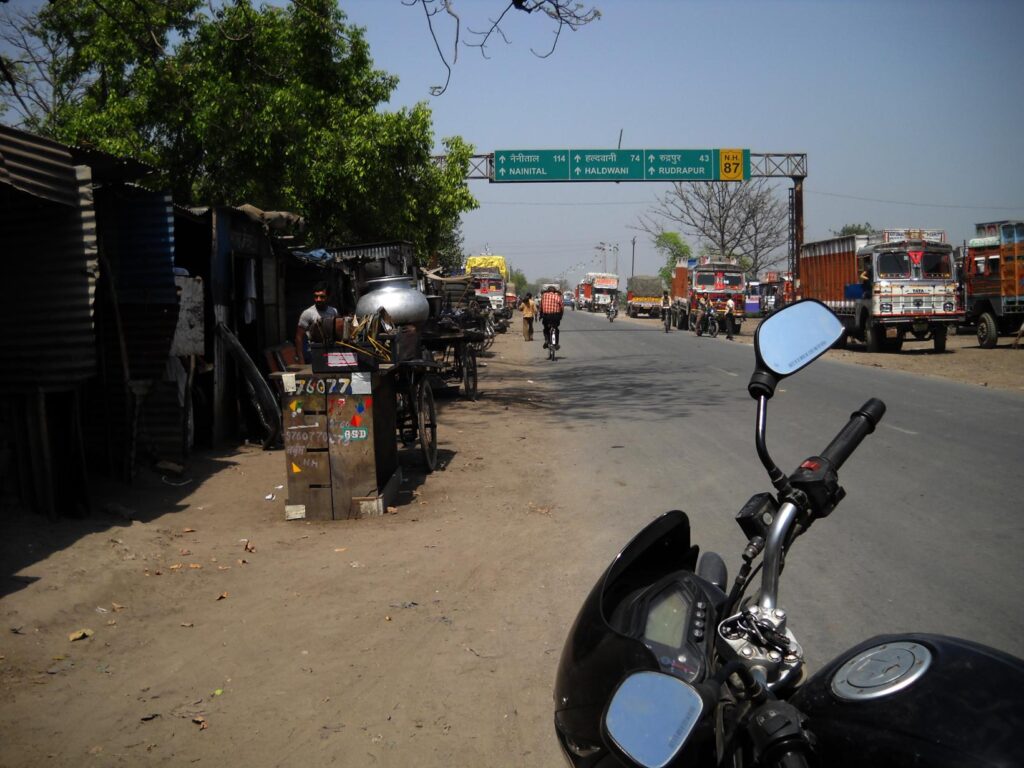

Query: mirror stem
<box><xmin>755</xmin><ymin>395</ymin><xmax>789</xmax><ymax>493</ymax></box>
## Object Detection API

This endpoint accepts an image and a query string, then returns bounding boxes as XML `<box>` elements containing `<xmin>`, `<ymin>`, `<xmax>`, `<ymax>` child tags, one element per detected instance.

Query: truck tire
<box><xmin>933</xmin><ymin>325</ymin><xmax>947</xmax><ymax>353</ymax></box>
<box><xmin>865</xmin><ymin>322</ymin><xmax>883</xmax><ymax>353</ymax></box>
<box><xmin>884</xmin><ymin>332</ymin><xmax>904</xmax><ymax>352</ymax></box>
<box><xmin>977</xmin><ymin>312</ymin><xmax>999</xmax><ymax>349</ymax></box>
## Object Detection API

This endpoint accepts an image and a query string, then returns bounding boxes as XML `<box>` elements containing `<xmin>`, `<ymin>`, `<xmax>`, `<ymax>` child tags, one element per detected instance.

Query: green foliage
<box><xmin>833</xmin><ymin>222</ymin><xmax>874</xmax><ymax>236</ymax></box>
<box><xmin>653</xmin><ymin>231</ymin><xmax>692</xmax><ymax>286</ymax></box>
<box><xmin>20</xmin><ymin>0</ymin><xmax>476</xmax><ymax>260</ymax></box>
<box><xmin>509</xmin><ymin>268</ymin><xmax>528</xmax><ymax>296</ymax></box>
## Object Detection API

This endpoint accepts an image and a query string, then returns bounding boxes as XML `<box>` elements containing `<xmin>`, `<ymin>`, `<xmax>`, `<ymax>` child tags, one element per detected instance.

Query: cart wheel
<box><xmin>416</xmin><ymin>378</ymin><xmax>438</xmax><ymax>472</ymax></box>
<box><xmin>461</xmin><ymin>345</ymin><xmax>478</xmax><ymax>401</ymax></box>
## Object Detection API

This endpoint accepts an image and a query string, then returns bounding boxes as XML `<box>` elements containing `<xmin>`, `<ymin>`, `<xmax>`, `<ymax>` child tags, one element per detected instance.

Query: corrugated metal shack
<box><xmin>1</xmin><ymin>125</ymin><xmax>99</xmax><ymax>516</ymax></box>
<box><xmin>1</xmin><ymin>125</ymin><xmax>305</xmax><ymax>517</ymax></box>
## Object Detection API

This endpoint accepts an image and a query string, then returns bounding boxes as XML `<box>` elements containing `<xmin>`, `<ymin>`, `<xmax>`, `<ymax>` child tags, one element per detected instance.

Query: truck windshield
<box><xmin>921</xmin><ymin>251</ymin><xmax>952</xmax><ymax>278</ymax></box>
<box><xmin>722</xmin><ymin>274</ymin><xmax>744</xmax><ymax>289</ymax></box>
<box><xmin>877</xmin><ymin>252</ymin><xmax>911</xmax><ymax>279</ymax></box>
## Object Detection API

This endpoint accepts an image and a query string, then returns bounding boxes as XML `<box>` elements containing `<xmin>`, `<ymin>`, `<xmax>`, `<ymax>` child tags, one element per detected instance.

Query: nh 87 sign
<box><xmin>492</xmin><ymin>149</ymin><xmax>750</xmax><ymax>182</ymax></box>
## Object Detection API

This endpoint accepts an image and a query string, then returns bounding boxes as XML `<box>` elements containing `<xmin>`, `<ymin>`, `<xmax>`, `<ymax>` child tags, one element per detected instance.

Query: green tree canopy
<box><xmin>4</xmin><ymin>0</ymin><xmax>476</xmax><ymax>258</ymax></box>
<box><xmin>833</xmin><ymin>222</ymin><xmax>874</xmax><ymax>236</ymax></box>
<box><xmin>653</xmin><ymin>231</ymin><xmax>692</xmax><ymax>286</ymax></box>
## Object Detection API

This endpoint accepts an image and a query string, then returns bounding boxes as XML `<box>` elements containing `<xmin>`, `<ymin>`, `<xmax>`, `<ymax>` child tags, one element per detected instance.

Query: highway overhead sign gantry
<box><xmin>492</xmin><ymin>148</ymin><xmax>750</xmax><ymax>182</ymax></box>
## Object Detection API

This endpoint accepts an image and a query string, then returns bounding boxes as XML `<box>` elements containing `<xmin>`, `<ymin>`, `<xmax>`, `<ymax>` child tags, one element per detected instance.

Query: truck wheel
<box><xmin>885</xmin><ymin>332</ymin><xmax>904</xmax><ymax>352</ymax></box>
<box><xmin>977</xmin><ymin>312</ymin><xmax>999</xmax><ymax>349</ymax></box>
<box><xmin>865</xmin><ymin>323</ymin><xmax>882</xmax><ymax>353</ymax></box>
<box><xmin>933</xmin><ymin>325</ymin><xmax>947</xmax><ymax>353</ymax></box>
<box><xmin>911</xmin><ymin>329</ymin><xmax>931</xmax><ymax>341</ymax></box>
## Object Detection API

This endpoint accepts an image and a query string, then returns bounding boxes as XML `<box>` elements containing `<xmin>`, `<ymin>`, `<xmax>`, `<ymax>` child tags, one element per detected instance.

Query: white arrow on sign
<box><xmin>499</xmin><ymin>168</ymin><xmax>506</xmax><ymax>175</ymax></box>
<box><xmin>649</xmin><ymin>153</ymin><xmax>656</xmax><ymax>163</ymax></box>
<box><xmin>574</xmin><ymin>166</ymin><xmax>581</xmax><ymax>175</ymax></box>
<box><xmin>574</xmin><ymin>154</ymin><xmax>581</xmax><ymax>162</ymax></box>
<box><xmin>498</xmin><ymin>154</ymin><xmax>505</xmax><ymax>163</ymax></box>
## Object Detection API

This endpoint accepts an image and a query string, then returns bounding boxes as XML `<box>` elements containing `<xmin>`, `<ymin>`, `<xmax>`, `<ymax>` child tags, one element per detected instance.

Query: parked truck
<box><xmin>799</xmin><ymin>229</ymin><xmax>961</xmax><ymax>353</ymax></box>
<box><xmin>963</xmin><ymin>220</ymin><xmax>1024</xmax><ymax>348</ymax></box>
<box><xmin>672</xmin><ymin>261</ymin><xmax>746</xmax><ymax>332</ymax></box>
<box><xmin>625</xmin><ymin>275</ymin><xmax>664</xmax><ymax>317</ymax></box>
<box><xmin>465</xmin><ymin>255</ymin><xmax>509</xmax><ymax>311</ymax></box>
<box><xmin>575</xmin><ymin>281</ymin><xmax>588</xmax><ymax>310</ymax></box>
<box><xmin>583</xmin><ymin>272</ymin><xmax>619</xmax><ymax>312</ymax></box>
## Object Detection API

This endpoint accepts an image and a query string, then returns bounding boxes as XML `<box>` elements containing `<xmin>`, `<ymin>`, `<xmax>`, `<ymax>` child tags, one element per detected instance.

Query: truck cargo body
<box><xmin>626</xmin><ymin>275</ymin><xmax>664</xmax><ymax>317</ymax></box>
<box><xmin>963</xmin><ymin>221</ymin><xmax>1024</xmax><ymax>347</ymax></box>
<box><xmin>800</xmin><ymin>231</ymin><xmax>962</xmax><ymax>352</ymax></box>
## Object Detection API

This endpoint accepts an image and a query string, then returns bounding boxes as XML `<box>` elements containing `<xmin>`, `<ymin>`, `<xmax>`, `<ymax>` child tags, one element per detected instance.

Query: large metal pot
<box><xmin>355</xmin><ymin>275</ymin><xmax>429</xmax><ymax>324</ymax></box>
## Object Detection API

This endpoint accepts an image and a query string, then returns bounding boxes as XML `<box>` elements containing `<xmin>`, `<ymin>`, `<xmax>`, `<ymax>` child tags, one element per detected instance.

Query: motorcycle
<box><xmin>607</xmin><ymin>304</ymin><xmax>618</xmax><ymax>323</ymax></box>
<box><xmin>695</xmin><ymin>306</ymin><xmax>719</xmax><ymax>338</ymax></box>
<box><xmin>554</xmin><ymin>299</ymin><xmax>1024</xmax><ymax>768</ymax></box>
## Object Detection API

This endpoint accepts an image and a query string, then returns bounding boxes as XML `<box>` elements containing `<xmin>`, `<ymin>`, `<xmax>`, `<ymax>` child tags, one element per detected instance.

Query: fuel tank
<box><xmin>790</xmin><ymin>633</ymin><xmax>1024</xmax><ymax>768</ymax></box>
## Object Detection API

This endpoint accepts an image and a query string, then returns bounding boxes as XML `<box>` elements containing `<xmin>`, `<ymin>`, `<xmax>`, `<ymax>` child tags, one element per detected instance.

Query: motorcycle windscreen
<box><xmin>554</xmin><ymin>510</ymin><xmax>700</xmax><ymax>746</ymax></box>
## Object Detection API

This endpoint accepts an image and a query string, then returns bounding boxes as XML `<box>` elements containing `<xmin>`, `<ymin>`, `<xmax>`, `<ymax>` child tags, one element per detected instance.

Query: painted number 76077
<box><xmin>298</xmin><ymin>377</ymin><xmax>350</xmax><ymax>395</ymax></box>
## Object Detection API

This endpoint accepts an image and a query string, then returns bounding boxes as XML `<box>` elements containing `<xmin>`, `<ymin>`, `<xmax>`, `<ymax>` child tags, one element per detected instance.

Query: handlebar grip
<box><xmin>820</xmin><ymin>398</ymin><xmax>886</xmax><ymax>471</ymax></box>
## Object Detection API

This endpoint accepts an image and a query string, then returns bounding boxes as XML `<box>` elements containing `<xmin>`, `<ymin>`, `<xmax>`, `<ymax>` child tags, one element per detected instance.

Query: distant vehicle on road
<box><xmin>563</xmin><ymin>291</ymin><xmax>575</xmax><ymax>309</ymax></box>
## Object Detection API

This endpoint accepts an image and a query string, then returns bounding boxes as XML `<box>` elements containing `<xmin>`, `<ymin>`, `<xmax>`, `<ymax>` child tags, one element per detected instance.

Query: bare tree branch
<box><xmin>634</xmin><ymin>179</ymin><xmax>788</xmax><ymax>277</ymax></box>
<box><xmin>412</xmin><ymin>0</ymin><xmax>599</xmax><ymax>94</ymax></box>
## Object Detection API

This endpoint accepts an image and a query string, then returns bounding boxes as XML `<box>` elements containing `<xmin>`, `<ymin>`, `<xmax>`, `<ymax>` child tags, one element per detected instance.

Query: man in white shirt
<box><xmin>294</xmin><ymin>281</ymin><xmax>339</xmax><ymax>362</ymax></box>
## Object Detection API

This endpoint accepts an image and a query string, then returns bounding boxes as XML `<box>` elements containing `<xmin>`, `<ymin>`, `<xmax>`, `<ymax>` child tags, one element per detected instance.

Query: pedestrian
<box><xmin>725</xmin><ymin>295</ymin><xmax>736</xmax><ymax>340</ymax></box>
<box><xmin>520</xmin><ymin>292</ymin><xmax>536</xmax><ymax>341</ymax></box>
<box><xmin>294</xmin><ymin>281</ymin><xmax>339</xmax><ymax>363</ymax></box>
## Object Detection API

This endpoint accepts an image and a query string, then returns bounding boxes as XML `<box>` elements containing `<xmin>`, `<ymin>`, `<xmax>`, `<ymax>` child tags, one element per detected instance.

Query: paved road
<box><xmin>529</xmin><ymin>308</ymin><xmax>1024</xmax><ymax>664</ymax></box>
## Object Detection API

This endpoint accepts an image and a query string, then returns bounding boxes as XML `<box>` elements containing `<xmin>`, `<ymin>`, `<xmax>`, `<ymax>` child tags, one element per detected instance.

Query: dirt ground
<box><xmin>1</xmin><ymin>316</ymin><xmax>1021</xmax><ymax>768</ymax></box>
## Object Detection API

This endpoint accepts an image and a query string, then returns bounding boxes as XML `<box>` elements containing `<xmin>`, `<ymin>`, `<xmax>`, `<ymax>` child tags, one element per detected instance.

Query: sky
<box><xmin>338</xmin><ymin>0</ymin><xmax>1024</xmax><ymax>284</ymax></box>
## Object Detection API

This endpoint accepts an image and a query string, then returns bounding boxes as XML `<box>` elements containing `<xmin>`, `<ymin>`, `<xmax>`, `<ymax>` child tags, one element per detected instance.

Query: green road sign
<box><xmin>493</xmin><ymin>150</ymin><xmax>570</xmax><ymax>181</ymax></box>
<box><xmin>492</xmin><ymin>148</ymin><xmax>750</xmax><ymax>182</ymax></box>
<box><xmin>571</xmin><ymin>149</ymin><xmax>645</xmax><ymax>180</ymax></box>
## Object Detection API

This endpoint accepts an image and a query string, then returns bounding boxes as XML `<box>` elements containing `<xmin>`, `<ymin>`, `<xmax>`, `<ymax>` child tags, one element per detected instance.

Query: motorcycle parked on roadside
<box><xmin>554</xmin><ymin>299</ymin><xmax>1024</xmax><ymax>768</ymax></box>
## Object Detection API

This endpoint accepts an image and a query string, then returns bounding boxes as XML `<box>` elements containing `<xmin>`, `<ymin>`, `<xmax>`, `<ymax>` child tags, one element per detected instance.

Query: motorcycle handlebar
<box><xmin>819</xmin><ymin>398</ymin><xmax>886</xmax><ymax>471</ymax></box>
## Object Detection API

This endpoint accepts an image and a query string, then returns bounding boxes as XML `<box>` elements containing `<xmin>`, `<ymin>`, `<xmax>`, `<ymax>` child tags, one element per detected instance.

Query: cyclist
<box><xmin>660</xmin><ymin>290</ymin><xmax>671</xmax><ymax>326</ymax></box>
<box><xmin>540</xmin><ymin>285</ymin><xmax>565</xmax><ymax>350</ymax></box>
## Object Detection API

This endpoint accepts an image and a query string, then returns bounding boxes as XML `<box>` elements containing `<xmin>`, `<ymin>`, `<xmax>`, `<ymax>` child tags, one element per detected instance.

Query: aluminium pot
<box><xmin>355</xmin><ymin>275</ymin><xmax>430</xmax><ymax>325</ymax></box>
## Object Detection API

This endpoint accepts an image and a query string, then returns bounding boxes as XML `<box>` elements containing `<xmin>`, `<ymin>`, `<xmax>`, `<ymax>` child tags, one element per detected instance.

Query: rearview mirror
<box><xmin>603</xmin><ymin>671</ymin><xmax>703</xmax><ymax>768</ymax></box>
<box><xmin>749</xmin><ymin>300</ymin><xmax>843</xmax><ymax>399</ymax></box>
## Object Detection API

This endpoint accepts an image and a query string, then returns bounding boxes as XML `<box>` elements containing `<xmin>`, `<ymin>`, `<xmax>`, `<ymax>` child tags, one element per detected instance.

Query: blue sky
<box><xmin>341</xmin><ymin>0</ymin><xmax>1024</xmax><ymax>283</ymax></box>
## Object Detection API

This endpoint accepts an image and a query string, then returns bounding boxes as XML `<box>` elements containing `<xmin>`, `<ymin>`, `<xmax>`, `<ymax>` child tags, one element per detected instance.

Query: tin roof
<box><xmin>0</xmin><ymin>124</ymin><xmax>80</xmax><ymax>207</ymax></box>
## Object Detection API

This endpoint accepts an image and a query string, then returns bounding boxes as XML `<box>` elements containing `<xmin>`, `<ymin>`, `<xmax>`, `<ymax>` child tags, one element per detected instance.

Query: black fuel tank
<box><xmin>790</xmin><ymin>633</ymin><xmax>1024</xmax><ymax>768</ymax></box>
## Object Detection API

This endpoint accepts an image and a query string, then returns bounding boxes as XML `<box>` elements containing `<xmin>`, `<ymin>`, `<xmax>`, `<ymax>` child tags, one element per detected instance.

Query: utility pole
<box><xmin>631</xmin><ymin>236</ymin><xmax>636</xmax><ymax>277</ymax></box>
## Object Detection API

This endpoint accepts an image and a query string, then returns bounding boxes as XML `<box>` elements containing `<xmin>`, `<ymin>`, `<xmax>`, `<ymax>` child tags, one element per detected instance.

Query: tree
<box><xmin>635</xmin><ymin>178</ymin><xmax>788</xmax><ymax>278</ymax></box>
<box><xmin>509</xmin><ymin>268</ymin><xmax>528</xmax><ymax>296</ymax></box>
<box><xmin>653</xmin><ymin>232</ymin><xmax>691</xmax><ymax>286</ymax></box>
<box><xmin>409</xmin><ymin>0</ymin><xmax>601</xmax><ymax>95</ymax></box>
<box><xmin>1</xmin><ymin>0</ymin><xmax>477</xmax><ymax>257</ymax></box>
<box><xmin>833</xmin><ymin>222</ymin><xmax>874</xmax><ymax>236</ymax></box>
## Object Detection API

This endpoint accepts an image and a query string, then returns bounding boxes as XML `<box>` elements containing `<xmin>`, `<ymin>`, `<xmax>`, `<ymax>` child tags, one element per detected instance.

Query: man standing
<box><xmin>295</xmin><ymin>281</ymin><xmax>339</xmax><ymax>363</ymax></box>
<box><xmin>725</xmin><ymin>295</ymin><xmax>736</xmax><ymax>340</ymax></box>
<box><xmin>519</xmin><ymin>292</ymin><xmax>536</xmax><ymax>341</ymax></box>
<box><xmin>540</xmin><ymin>285</ymin><xmax>565</xmax><ymax>349</ymax></box>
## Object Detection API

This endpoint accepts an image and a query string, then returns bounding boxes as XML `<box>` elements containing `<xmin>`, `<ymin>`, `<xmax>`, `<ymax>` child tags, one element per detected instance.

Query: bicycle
<box><xmin>663</xmin><ymin>306</ymin><xmax>672</xmax><ymax>333</ymax></box>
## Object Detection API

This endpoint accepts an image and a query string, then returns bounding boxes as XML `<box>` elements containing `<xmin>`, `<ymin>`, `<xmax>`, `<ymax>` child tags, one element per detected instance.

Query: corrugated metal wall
<box><xmin>0</xmin><ymin>165</ymin><xmax>97</xmax><ymax>392</ymax></box>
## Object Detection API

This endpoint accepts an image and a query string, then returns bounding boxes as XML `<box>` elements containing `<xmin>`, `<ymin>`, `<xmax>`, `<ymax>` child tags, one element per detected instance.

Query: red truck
<box><xmin>963</xmin><ymin>220</ymin><xmax>1024</xmax><ymax>348</ymax></box>
<box><xmin>671</xmin><ymin>261</ymin><xmax>746</xmax><ymax>332</ymax></box>
<box><xmin>800</xmin><ymin>229</ymin><xmax>961</xmax><ymax>352</ymax></box>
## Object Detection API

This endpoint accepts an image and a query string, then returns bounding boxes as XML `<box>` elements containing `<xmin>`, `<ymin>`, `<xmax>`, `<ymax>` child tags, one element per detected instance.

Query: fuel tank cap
<box><xmin>831</xmin><ymin>641</ymin><xmax>932</xmax><ymax>701</ymax></box>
